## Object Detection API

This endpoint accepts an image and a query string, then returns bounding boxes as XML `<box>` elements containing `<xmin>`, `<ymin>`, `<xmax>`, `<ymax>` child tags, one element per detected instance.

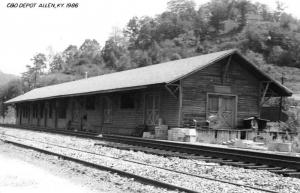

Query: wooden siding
<box><xmin>181</xmin><ymin>58</ymin><xmax>260</xmax><ymax>128</ymax></box>
<box><xmin>16</xmin><ymin>85</ymin><xmax>179</xmax><ymax>135</ymax></box>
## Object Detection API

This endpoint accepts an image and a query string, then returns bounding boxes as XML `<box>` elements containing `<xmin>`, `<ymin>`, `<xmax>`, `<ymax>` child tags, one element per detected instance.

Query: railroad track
<box><xmin>1</xmin><ymin>124</ymin><xmax>300</xmax><ymax>178</ymax></box>
<box><xmin>0</xmin><ymin>133</ymin><xmax>280</xmax><ymax>193</ymax></box>
<box><xmin>101</xmin><ymin>134</ymin><xmax>300</xmax><ymax>177</ymax></box>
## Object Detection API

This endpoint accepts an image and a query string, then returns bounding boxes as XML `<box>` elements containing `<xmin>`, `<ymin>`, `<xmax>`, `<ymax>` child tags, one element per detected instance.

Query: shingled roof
<box><xmin>6</xmin><ymin>49</ymin><xmax>292</xmax><ymax>104</ymax></box>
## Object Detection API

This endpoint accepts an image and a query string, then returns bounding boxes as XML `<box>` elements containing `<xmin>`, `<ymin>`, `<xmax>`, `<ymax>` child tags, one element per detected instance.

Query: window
<box><xmin>58</xmin><ymin>99</ymin><xmax>68</xmax><ymax>119</ymax></box>
<box><xmin>103</xmin><ymin>97</ymin><xmax>112</xmax><ymax>123</ymax></box>
<box><xmin>86</xmin><ymin>95</ymin><xmax>95</xmax><ymax>110</ymax></box>
<box><xmin>120</xmin><ymin>94</ymin><xmax>135</xmax><ymax>109</ymax></box>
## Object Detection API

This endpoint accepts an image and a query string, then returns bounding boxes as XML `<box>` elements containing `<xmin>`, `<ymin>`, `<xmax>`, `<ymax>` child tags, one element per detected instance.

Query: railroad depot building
<box><xmin>5</xmin><ymin>49</ymin><xmax>292</xmax><ymax>136</ymax></box>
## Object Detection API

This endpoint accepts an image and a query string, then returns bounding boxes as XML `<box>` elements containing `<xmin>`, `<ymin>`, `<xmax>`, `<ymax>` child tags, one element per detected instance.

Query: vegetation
<box><xmin>1</xmin><ymin>0</ymin><xmax>300</xmax><ymax>118</ymax></box>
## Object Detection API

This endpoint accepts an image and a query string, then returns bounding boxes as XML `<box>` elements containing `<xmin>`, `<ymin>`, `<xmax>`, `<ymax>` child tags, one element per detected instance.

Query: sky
<box><xmin>0</xmin><ymin>0</ymin><xmax>300</xmax><ymax>76</ymax></box>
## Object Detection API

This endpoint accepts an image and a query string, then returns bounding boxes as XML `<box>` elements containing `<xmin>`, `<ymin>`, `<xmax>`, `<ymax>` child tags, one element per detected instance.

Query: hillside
<box><xmin>1</xmin><ymin>0</ymin><xmax>300</xmax><ymax>109</ymax></box>
<box><xmin>0</xmin><ymin>71</ymin><xmax>18</xmax><ymax>87</ymax></box>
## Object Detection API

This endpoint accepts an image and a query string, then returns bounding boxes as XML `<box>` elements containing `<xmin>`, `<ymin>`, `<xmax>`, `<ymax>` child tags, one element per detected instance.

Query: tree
<box><xmin>167</xmin><ymin>0</ymin><xmax>196</xmax><ymax>14</ymax></box>
<box><xmin>22</xmin><ymin>53</ymin><xmax>47</xmax><ymax>90</ymax></box>
<box><xmin>0</xmin><ymin>79</ymin><xmax>22</xmax><ymax>118</ymax></box>
<box><xmin>124</xmin><ymin>17</ymin><xmax>141</xmax><ymax>49</ymax></box>
<box><xmin>208</xmin><ymin>0</ymin><xmax>231</xmax><ymax>33</ymax></box>
<box><xmin>49</xmin><ymin>53</ymin><xmax>64</xmax><ymax>73</ymax></box>
<box><xmin>235</xmin><ymin>0</ymin><xmax>251</xmax><ymax>29</ymax></box>
<box><xmin>79</xmin><ymin>39</ymin><xmax>102</xmax><ymax>64</ymax></box>
<box><xmin>62</xmin><ymin>45</ymin><xmax>80</xmax><ymax>73</ymax></box>
<box><xmin>273</xmin><ymin>1</ymin><xmax>286</xmax><ymax>22</ymax></box>
<box><xmin>31</xmin><ymin>53</ymin><xmax>47</xmax><ymax>74</ymax></box>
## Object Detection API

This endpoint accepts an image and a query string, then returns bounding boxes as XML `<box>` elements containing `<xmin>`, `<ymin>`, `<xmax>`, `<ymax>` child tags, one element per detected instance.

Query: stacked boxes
<box><xmin>168</xmin><ymin>128</ymin><xmax>197</xmax><ymax>142</ymax></box>
<box><xmin>154</xmin><ymin>125</ymin><xmax>168</xmax><ymax>139</ymax></box>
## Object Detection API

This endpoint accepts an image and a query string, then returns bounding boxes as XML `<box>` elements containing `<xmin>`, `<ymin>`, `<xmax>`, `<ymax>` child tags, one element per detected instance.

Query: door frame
<box><xmin>206</xmin><ymin>93</ymin><xmax>238</xmax><ymax>128</ymax></box>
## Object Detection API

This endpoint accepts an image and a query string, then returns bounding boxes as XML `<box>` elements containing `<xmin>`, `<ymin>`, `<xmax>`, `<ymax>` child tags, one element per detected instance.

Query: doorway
<box><xmin>145</xmin><ymin>94</ymin><xmax>160</xmax><ymax>126</ymax></box>
<box><xmin>207</xmin><ymin>94</ymin><xmax>237</xmax><ymax>129</ymax></box>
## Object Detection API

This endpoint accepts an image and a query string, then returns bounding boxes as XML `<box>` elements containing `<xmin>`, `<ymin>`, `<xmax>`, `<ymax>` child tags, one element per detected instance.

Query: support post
<box><xmin>260</xmin><ymin>82</ymin><xmax>270</xmax><ymax>106</ymax></box>
<box><xmin>178</xmin><ymin>81</ymin><xmax>183</xmax><ymax>127</ymax></box>
<box><xmin>55</xmin><ymin>99</ymin><xmax>58</xmax><ymax>129</ymax></box>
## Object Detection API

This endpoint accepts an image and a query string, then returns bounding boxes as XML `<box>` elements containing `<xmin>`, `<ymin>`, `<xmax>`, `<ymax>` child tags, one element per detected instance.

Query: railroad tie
<box><xmin>255</xmin><ymin>167</ymin><xmax>282</xmax><ymax>170</ymax></box>
<box><xmin>244</xmin><ymin>165</ymin><xmax>270</xmax><ymax>169</ymax></box>
<box><xmin>268</xmin><ymin>169</ymin><xmax>298</xmax><ymax>174</ymax></box>
<box><xmin>285</xmin><ymin>172</ymin><xmax>300</xmax><ymax>178</ymax></box>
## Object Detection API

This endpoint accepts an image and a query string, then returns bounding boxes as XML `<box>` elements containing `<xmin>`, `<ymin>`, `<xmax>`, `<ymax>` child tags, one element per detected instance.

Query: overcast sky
<box><xmin>0</xmin><ymin>0</ymin><xmax>299</xmax><ymax>76</ymax></box>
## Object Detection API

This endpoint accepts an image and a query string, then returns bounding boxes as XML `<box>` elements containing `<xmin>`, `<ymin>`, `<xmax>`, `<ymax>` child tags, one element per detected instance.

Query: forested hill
<box><xmin>1</xmin><ymin>0</ymin><xmax>300</xmax><ymax>107</ymax></box>
<box><xmin>0</xmin><ymin>71</ymin><xmax>17</xmax><ymax>86</ymax></box>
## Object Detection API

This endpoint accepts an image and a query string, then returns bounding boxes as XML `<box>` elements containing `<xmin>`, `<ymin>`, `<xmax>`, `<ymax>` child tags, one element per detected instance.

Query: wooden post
<box><xmin>28</xmin><ymin>103</ymin><xmax>31</xmax><ymax>125</ymax></box>
<box><xmin>20</xmin><ymin>104</ymin><xmax>22</xmax><ymax>125</ymax></box>
<box><xmin>55</xmin><ymin>99</ymin><xmax>58</xmax><ymax>129</ymax></box>
<box><xmin>37</xmin><ymin>103</ymin><xmax>40</xmax><ymax>126</ymax></box>
<box><xmin>178</xmin><ymin>80</ymin><xmax>183</xmax><ymax>127</ymax></box>
<box><xmin>44</xmin><ymin>101</ymin><xmax>48</xmax><ymax>128</ymax></box>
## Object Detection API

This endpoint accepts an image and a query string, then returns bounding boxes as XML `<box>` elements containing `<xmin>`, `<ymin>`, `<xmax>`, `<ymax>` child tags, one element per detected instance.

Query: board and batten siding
<box><xmin>103</xmin><ymin>86</ymin><xmax>179</xmax><ymax>135</ymax></box>
<box><xmin>180</xmin><ymin>57</ymin><xmax>260</xmax><ymax>128</ymax></box>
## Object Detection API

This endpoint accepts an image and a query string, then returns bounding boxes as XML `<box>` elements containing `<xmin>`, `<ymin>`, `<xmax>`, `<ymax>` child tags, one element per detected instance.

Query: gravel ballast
<box><xmin>1</xmin><ymin>127</ymin><xmax>300</xmax><ymax>193</ymax></box>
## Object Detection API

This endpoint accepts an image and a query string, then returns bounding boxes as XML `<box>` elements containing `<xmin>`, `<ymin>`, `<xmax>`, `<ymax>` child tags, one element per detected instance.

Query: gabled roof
<box><xmin>5</xmin><ymin>49</ymin><xmax>292</xmax><ymax>104</ymax></box>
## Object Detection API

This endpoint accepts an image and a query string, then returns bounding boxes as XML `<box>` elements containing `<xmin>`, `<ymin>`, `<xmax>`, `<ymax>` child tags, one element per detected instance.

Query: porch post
<box><xmin>178</xmin><ymin>80</ymin><xmax>183</xmax><ymax>127</ymax></box>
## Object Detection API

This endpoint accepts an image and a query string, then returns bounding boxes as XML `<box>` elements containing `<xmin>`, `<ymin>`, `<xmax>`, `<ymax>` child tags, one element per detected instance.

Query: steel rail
<box><xmin>0</xmin><ymin>133</ymin><xmax>279</xmax><ymax>193</ymax></box>
<box><xmin>0</xmin><ymin>138</ymin><xmax>200</xmax><ymax>193</ymax></box>
<box><xmin>1</xmin><ymin>124</ymin><xmax>300</xmax><ymax>171</ymax></box>
<box><xmin>102</xmin><ymin>134</ymin><xmax>300</xmax><ymax>170</ymax></box>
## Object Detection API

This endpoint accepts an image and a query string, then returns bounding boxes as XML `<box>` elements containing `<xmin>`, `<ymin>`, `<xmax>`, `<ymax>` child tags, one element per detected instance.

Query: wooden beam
<box><xmin>165</xmin><ymin>83</ymin><xmax>179</xmax><ymax>99</ymax></box>
<box><xmin>222</xmin><ymin>55</ymin><xmax>232</xmax><ymax>84</ymax></box>
<box><xmin>260</xmin><ymin>82</ymin><xmax>270</xmax><ymax>106</ymax></box>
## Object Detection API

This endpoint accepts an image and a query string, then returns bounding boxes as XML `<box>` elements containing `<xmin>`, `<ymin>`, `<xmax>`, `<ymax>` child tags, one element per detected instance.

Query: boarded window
<box><xmin>86</xmin><ymin>95</ymin><xmax>95</xmax><ymax>110</ymax></box>
<box><xmin>103</xmin><ymin>97</ymin><xmax>112</xmax><ymax>123</ymax></box>
<box><xmin>58</xmin><ymin>99</ymin><xmax>68</xmax><ymax>119</ymax></box>
<box><xmin>120</xmin><ymin>94</ymin><xmax>135</xmax><ymax>109</ymax></box>
<box><xmin>208</xmin><ymin>95</ymin><xmax>219</xmax><ymax>114</ymax></box>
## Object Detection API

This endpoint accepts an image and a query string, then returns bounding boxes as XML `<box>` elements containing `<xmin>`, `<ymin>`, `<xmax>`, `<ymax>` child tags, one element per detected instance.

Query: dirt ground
<box><xmin>0</xmin><ymin>141</ymin><xmax>168</xmax><ymax>193</ymax></box>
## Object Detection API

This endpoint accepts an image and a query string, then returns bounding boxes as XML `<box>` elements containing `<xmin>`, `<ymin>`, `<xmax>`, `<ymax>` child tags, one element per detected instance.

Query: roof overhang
<box><xmin>5</xmin><ymin>49</ymin><xmax>293</xmax><ymax>104</ymax></box>
<box><xmin>5</xmin><ymin>85</ymin><xmax>148</xmax><ymax>104</ymax></box>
